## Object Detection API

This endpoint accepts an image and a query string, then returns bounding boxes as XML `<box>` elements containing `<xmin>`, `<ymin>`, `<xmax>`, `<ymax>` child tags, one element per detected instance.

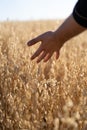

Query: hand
<box><xmin>27</xmin><ymin>31</ymin><xmax>62</xmax><ymax>63</ymax></box>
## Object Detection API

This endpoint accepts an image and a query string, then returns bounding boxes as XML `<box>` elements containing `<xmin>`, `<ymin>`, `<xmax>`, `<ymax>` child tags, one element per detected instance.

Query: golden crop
<box><xmin>0</xmin><ymin>20</ymin><xmax>87</xmax><ymax>130</ymax></box>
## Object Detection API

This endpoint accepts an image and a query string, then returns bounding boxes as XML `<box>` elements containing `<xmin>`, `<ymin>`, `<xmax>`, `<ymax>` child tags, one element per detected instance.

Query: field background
<box><xmin>0</xmin><ymin>20</ymin><xmax>87</xmax><ymax>130</ymax></box>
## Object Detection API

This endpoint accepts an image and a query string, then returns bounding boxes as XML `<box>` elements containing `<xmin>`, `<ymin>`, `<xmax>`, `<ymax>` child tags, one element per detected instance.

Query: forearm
<box><xmin>54</xmin><ymin>14</ymin><xmax>86</xmax><ymax>44</ymax></box>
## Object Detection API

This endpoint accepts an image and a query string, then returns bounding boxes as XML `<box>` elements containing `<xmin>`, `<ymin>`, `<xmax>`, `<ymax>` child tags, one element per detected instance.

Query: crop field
<box><xmin>0</xmin><ymin>20</ymin><xmax>87</xmax><ymax>130</ymax></box>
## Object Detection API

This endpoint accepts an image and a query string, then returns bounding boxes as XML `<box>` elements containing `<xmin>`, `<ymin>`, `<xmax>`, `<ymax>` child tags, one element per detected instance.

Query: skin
<box><xmin>27</xmin><ymin>14</ymin><xmax>86</xmax><ymax>63</ymax></box>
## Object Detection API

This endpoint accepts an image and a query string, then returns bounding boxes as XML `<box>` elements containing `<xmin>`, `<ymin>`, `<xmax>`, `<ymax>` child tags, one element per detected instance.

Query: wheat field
<box><xmin>0</xmin><ymin>20</ymin><xmax>87</xmax><ymax>130</ymax></box>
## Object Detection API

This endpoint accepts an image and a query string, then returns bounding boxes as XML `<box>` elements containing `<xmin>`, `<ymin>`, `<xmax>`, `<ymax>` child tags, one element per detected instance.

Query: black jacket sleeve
<box><xmin>73</xmin><ymin>0</ymin><xmax>87</xmax><ymax>28</ymax></box>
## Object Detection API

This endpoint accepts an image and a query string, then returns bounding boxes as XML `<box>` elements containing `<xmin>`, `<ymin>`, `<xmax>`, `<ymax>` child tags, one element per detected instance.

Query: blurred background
<box><xmin>0</xmin><ymin>0</ymin><xmax>77</xmax><ymax>21</ymax></box>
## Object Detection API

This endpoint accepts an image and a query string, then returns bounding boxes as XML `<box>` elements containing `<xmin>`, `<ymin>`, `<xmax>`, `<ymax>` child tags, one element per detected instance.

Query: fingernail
<box><xmin>37</xmin><ymin>61</ymin><xmax>40</xmax><ymax>63</ymax></box>
<box><xmin>27</xmin><ymin>41</ymin><xmax>32</xmax><ymax>46</ymax></box>
<box><xmin>31</xmin><ymin>56</ymin><xmax>34</xmax><ymax>60</ymax></box>
<box><xmin>31</xmin><ymin>57</ymin><xmax>33</xmax><ymax>60</ymax></box>
<box><xmin>27</xmin><ymin>42</ymin><xmax>30</xmax><ymax>46</ymax></box>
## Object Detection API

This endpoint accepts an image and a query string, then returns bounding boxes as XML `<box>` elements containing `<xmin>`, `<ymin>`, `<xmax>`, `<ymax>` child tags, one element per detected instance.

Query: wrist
<box><xmin>53</xmin><ymin>30</ymin><xmax>64</xmax><ymax>48</ymax></box>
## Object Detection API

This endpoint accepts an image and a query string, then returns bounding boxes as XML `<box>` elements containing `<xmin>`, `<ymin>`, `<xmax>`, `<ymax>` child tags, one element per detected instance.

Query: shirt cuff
<box><xmin>73</xmin><ymin>3</ymin><xmax>87</xmax><ymax>28</ymax></box>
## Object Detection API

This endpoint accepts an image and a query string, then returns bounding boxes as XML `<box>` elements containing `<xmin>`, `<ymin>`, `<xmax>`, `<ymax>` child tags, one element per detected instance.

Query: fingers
<box><xmin>55</xmin><ymin>51</ymin><xmax>59</xmax><ymax>59</ymax></box>
<box><xmin>43</xmin><ymin>51</ymin><xmax>59</xmax><ymax>62</ymax></box>
<box><xmin>37</xmin><ymin>51</ymin><xmax>46</xmax><ymax>63</ymax></box>
<box><xmin>27</xmin><ymin>35</ymin><xmax>42</xmax><ymax>46</ymax></box>
<box><xmin>37</xmin><ymin>52</ymin><xmax>53</xmax><ymax>63</ymax></box>
<box><xmin>31</xmin><ymin>48</ymin><xmax>53</xmax><ymax>63</ymax></box>
<box><xmin>32</xmin><ymin>51</ymin><xmax>59</xmax><ymax>63</ymax></box>
<box><xmin>31</xmin><ymin>46</ymin><xmax>43</xmax><ymax>60</ymax></box>
<box><xmin>43</xmin><ymin>53</ymin><xmax>53</xmax><ymax>62</ymax></box>
<box><xmin>27</xmin><ymin>31</ymin><xmax>51</xmax><ymax>46</ymax></box>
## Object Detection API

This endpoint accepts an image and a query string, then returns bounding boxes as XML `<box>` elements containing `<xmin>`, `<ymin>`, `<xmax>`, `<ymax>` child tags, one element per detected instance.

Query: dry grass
<box><xmin>0</xmin><ymin>20</ymin><xmax>87</xmax><ymax>130</ymax></box>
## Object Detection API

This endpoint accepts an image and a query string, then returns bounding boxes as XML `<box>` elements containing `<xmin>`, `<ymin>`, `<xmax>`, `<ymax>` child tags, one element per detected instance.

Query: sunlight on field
<box><xmin>0</xmin><ymin>20</ymin><xmax>87</xmax><ymax>130</ymax></box>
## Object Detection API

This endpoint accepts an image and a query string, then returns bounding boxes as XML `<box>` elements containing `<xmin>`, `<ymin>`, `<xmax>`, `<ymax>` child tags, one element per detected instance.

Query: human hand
<box><xmin>27</xmin><ymin>31</ymin><xmax>62</xmax><ymax>63</ymax></box>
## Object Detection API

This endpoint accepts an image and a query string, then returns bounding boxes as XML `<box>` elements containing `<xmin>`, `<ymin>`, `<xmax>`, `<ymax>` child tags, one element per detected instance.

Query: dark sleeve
<box><xmin>73</xmin><ymin>0</ymin><xmax>87</xmax><ymax>28</ymax></box>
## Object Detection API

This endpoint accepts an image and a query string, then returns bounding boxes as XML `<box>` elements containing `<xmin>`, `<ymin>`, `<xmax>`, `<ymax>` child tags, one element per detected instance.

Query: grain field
<box><xmin>0</xmin><ymin>20</ymin><xmax>87</xmax><ymax>130</ymax></box>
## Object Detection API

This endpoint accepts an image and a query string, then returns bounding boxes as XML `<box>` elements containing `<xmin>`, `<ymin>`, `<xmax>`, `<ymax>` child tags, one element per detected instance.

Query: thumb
<box><xmin>27</xmin><ymin>35</ymin><xmax>42</xmax><ymax>46</ymax></box>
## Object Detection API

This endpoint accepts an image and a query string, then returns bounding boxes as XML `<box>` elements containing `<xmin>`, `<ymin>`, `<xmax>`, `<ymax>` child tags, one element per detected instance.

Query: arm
<box><xmin>54</xmin><ymin>14</ymin><xmax>86</xmax><ymax>44</ymax></box>
<box><xmin>27</xmin><ymin>14</ymin><xmax>86</xmax><ymax>63</ymax></box>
